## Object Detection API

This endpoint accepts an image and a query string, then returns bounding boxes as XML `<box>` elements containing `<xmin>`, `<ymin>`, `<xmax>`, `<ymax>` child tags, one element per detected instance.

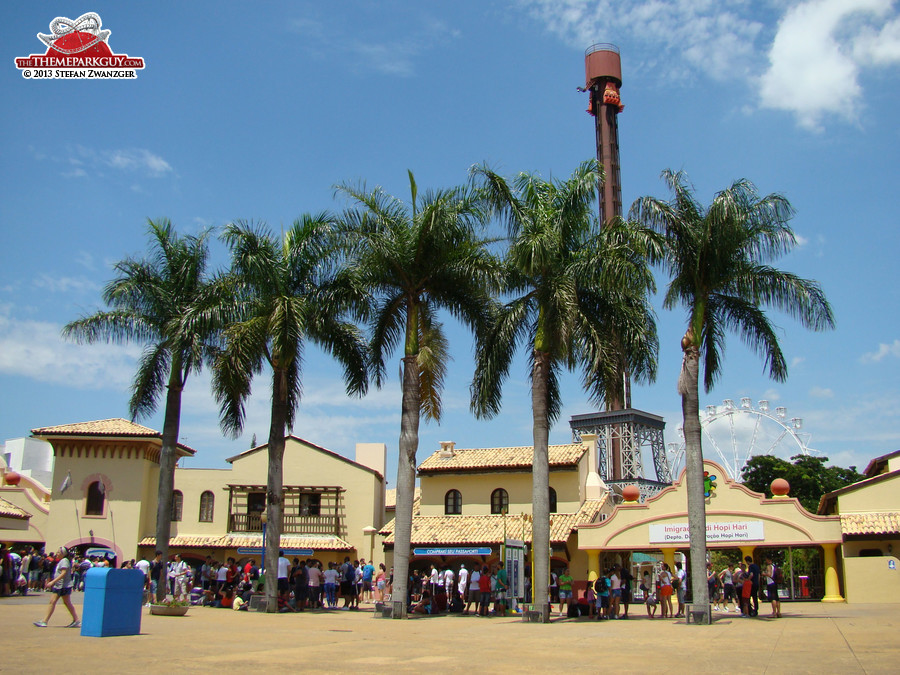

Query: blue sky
<box><xmin>2</xmin><ymin>1</ymin><xmax>899</xmax><ymax>486</ymax></box>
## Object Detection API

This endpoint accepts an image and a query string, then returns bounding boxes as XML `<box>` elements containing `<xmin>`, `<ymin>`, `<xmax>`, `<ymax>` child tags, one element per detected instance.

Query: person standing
<box><xmin>361</xmin><ymin>559</ymin><xmax>375</xmax><ymax>603</ymax></box>
<box><xmin>764</xmin><ymin>556</ymin><xmax>782</xmax><ymax>618</ymax></box>
<box><xmin>495</xmin><ymin>561</ymin><xmax>509</xmax><ymax>617</ymax></box>
<box><xmin>457</xmin><ymin>564</ymin><xmax>469</xmax><ymax>608</ymax></box>
<box><xmin>719</xmin><ymin>563</ymin><xmax>737</xmax><ymax>612</ymax></box>
<box><xmin>674</xmin><ymin>561</ymin><xmax>687</xmax><ymax>618</ymax></box>
<box><xmin>745</xmin><ymin>556</ymin><xmax>761</xmax><ymax>617</ymax></box>
<box><xmin>620</xmin><ymin>564</ymin><xmax>634</xmax><ymax>619</ymax></box>
<box><xmin>34</xmin><ymin>546</ymin><xmax>79</xmax><ymax>628</ymax></box>
<box><xmin>464</xmin><ymin>565</ymin><xmax>480</xmax><ymax>615</ymax></box>
<box><xmin>170</xmin><ymin>554</ymin><xmax>189</xmax><ymax>601</ymax></box>
<box><xmin>658</xmin><ymin>563</ymin><xmax>674</xmax><ymax>619</ymax></box>
<box><xmin>557</xmin><ymin>567</ymin><xmax>573</xmax><ymax>616</ymax></box>
<box><xmin>148</xmin><ymin>550</ymin><xmax>164</xmax><ymax>601</ymax></box>
<box><xmin>609</xmin><ymin>564</ymin><xmax>622</xmax><ymax>619</ymax></box>
<box><xmin>443</xmin><ymin>566</ymin><xmax>455</xmax><ymax>612</ymax></box>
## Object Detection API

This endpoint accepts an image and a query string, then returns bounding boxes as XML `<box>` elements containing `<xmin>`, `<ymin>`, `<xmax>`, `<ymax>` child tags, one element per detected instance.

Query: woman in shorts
<box><xmin>34</xmin><ymin>546</ymin><xmax>79</xmax><ymax>628</ymax></box>
<box><xmin>657</xmin><ymin>563</ymin><xmax>674</xmax><ymax>619</ymax></box>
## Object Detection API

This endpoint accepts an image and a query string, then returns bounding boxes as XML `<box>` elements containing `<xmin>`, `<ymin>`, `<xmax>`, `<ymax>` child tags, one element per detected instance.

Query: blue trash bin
<box><xmin>81</xmin><ymin>567</ymin><xmax>144</xmax><ymax>637</ymax></box>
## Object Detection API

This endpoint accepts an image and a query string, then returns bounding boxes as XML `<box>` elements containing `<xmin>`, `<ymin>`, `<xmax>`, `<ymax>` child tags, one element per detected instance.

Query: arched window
<box><xmin>199</xmin><ymin>491</ymin><xmax>215</xmax><ymax>522</ymax></box>
<box><xmin>171</xmin><ymin>490</ymin><xmax>183</xmax><ymax>522</ymax></box>
<box><xmin>444</xmin><ymin>489</ymin><xmax>462</xmax><ymax>515</ymax></box>
<box><xmin>490</xmin><ymin>488</ymin><xmax>508</xmax><ymax>515</ymax></box>
<box><xmin>549</xmin><ymin>487</ymin><xmax>557</xmax><ymax>513</ymax></box>
<box><xmin>85</xmin><ymin>481</ymin><xmax>105</xmax><ymax>516</ymax></box>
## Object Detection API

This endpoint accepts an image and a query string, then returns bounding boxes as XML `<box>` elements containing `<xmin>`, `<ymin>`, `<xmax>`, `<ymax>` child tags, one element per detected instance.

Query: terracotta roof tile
<box><xmin>138</xmin><ymin>533</ymin><xmax>354</xmax><ymax>551</ymax></box>
<box><xmin>839</xmin><ymin>512</ymin><xmax>900</xmax><ymax>536</ymax></box>
<box><xmin>32</xmin><ymin>418</ymin><xmax>160</xmax><ymax>436</ymax></box>
<box><xmin>32</xmin><ymin>418</ymin><xmax>196</xmax><ymax>455</ymax></box>
<box><xmin>380</xmin><ymin>498</ymin><xmax>607</xmax><ymax>546</ymax></box>
<box><xmin>418</xmin><ymin>443</ymin><xmax>586</xmax><ymax>473</ymax></box>
<box><xmin>0</xmin><ymin>497</ymin><xmax>30</xmax><ymax>520</ymax></box>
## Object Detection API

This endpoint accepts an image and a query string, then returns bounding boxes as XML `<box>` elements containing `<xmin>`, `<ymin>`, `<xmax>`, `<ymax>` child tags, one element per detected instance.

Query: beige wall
<box><xmin>217</xmin><ymin>438</ymin><xmax>386</xmax><ymax>559</ymax></box>
<box><xmin>835</xmin><ymin>473</ymin><xmax>899</xmax><ymax>513</ymax></box>
<box><xmin>44</xmin><ymin>444</ymin><xmax>158</xmax><ymax>560</ymax></box>
<box><xmin>579</xmin><ymin>460</ymin><xmax>842</xmax><ymax>551</ymax></box>
<box><xmin>0</xmin><ymin>485</ymin><xmax>49</xmax><ymax>545</ymax></box>
<box><xmin>843</xmin><ymin>556</ymin><xmax>900</xmax><ymax>603</ymax></box>
<box><xmin>419</xmin><ymin>469</ymin><xmax>582</xmax><ymax>517</ymax></box>
<box><xmin>172</xmin><ymin>468</ymin><xmax>233</xmax><ymax>536</ymax></box>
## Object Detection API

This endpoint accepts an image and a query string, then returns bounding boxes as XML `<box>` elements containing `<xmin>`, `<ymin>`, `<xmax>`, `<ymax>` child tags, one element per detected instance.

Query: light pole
<box><xmin>260</xmin><ymin>511</ymin><xmax>268</xmax><ymax>574</ymax></box>
<box><xmin>363</xmin><ymin>526</ymin><xmax>377</xmax><ymax>563</ymax></box>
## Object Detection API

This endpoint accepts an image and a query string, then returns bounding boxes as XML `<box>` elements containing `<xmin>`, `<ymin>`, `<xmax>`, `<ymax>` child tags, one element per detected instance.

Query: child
<box><xmin>741</xmin><ymin>573</ymin><xmax>753</xmax><ymax>617</ymax></box>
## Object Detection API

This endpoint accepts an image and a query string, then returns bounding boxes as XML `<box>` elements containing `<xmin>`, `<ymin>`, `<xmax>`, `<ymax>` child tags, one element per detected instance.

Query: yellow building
<box><xmin>10</xmin><ymin>418</ymin><xmax>386</xmax><ymax>567</ymax></box>
<box><xmin>817</xmin><ymin>449</ymin><xmax>900</xmax><ymax>603</ymax></box>
<box><xmin>380</xmin><ymin>436</ymin><xmax>612</xmax><ymax>575</ymax></box>
<box><xmin>578</xmin><ymin>459</ymin><xmax>848</xmax><ymax>601</ymax></box>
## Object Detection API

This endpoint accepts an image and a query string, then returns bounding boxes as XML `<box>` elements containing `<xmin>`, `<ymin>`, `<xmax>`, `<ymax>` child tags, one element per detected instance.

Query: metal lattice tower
<box><xmin>570</xmin><ymin>409</ymin><xmax>671</xmax><ymax>483</ymax></box>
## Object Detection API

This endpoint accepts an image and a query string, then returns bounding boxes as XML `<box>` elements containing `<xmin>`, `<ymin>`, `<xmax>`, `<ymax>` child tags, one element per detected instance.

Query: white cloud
<box><xmin>0</xmin><ymin>312</ymin><xmax>138</xmax><ymax>390</ymax></box>
<box><xmin>33</xmin><ymin>274</ymin><xmax>99</xmax><ymax>294</ymax></box>
<box><xmin>516</xmin><ymin>0</ymin><xmax>900</xmax><ymax>130</ymax></box>
<box><xmin>790</xmin><ymin>356</ymin><xmax>806</xmax><ymax>369</ymax></box>
<box><xmin>861</xmin><ymin>338</ymin><xmax>900</xmax><ymax>363</ymax></box>
<box><xmin>104</xmin><ymin>148</ymin><xmax>173</xmax><ymax>176</ymax></box>
<box><xmin>809</xmin><ymin>386</ymin><xmax>834</xmax><ymax>398</ymax></box>
<box><xmin>758</xmin><ymin>0</ymin><xmax>900</xmax><ymax>130</ymax></box>
<box><xmin>517</xmin><ymin>0</ymin><xmax>764</xmax><ymax>81</ymax></box>
<box><xmin>289</xmin><ymin>14</ymin><xmax>460</xmax><ymax>77</ymax></box>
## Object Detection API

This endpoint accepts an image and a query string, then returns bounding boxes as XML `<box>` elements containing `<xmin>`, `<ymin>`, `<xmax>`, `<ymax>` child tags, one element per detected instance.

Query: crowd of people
<box><xmin>6</xmin><ymin>542</ymin><xmax>787</xmax><ymax>624</ymax></box>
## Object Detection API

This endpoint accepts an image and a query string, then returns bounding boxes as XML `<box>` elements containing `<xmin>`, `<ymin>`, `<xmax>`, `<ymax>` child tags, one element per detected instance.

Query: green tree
<box><xmin>335</xmin><ymin>172</ymin><xmax>496</xmax><ymax>618</ymax></box>
<box><xmin>212</xmin><ymin>217</ymin><xmax>369</xmax><ymax>611</ymax></box>
<box><xmin>630</xmin><ymin>170</ymin><xmax>835</xmax><ymax>620</ymax></box>
<box><xmin>63</xmin><ymin>219</ymin><xmax>215</xmax><ymax>600</ymax></box>
<box><xmin>742</xmin><ymin>454</ymin><xmax>863</xmax><ymax>512</ymax></box>
<box><xmin>471</xmin><ymin>160</ymin><xmax>659</xmax><ymax>621</ymax></box>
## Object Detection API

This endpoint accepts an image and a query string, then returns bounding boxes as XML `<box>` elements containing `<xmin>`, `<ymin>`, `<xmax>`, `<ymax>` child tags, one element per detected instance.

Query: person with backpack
<box><xmin>764</xmin><ymin>556</ymin><xmax>782</xmax><ymax>618</ymax></box>
<box><xmin>594</xmin><ymin>570</ymin><xmax>610</xmax><ymax>619</ymax></box>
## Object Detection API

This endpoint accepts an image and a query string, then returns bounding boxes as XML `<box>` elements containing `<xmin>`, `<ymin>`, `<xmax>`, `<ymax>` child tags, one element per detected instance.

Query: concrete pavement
<box><xmin>1</xmin><ymin>594</ymin><xmax>897</xmax><ymax>673</ymax></box>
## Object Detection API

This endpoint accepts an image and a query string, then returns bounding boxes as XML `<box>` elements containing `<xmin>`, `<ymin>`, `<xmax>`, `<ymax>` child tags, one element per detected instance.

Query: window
<box><xmin>247</xmin><ymin>492</ymin><xmax>266</xmax><ymax>514</ymax></box>
<box><xmin>549</xmin><ymin>487</ymin><xmax>557</xmax><ymax>513</ymax></box>
<box><xmin>171</xmin><ymin>490</ymin><xmax>183</xmax><ymax>522</ymax></box>
<box><xmin>85</xmin><ymin>481</ymin><xmax>105</xmax><ymax>516</ymax></box>
<box><xmin>299</xmin><ymin>493</ymin><xmax>321</xmax><ymax>516</ymax></box>
<box><xmin>199</xmin><ymin>491</ymin><xmax>215</xmax><ymax>522</ymax></box>
<box><xmin>490</xmin><ymin>488</ymin><xmax>508</xmax><ymax>515</ymax></box>
<box><xmin>444</xmin><ymin>489</ymin><xmax>462</xmax><ymax>515</ymax></box>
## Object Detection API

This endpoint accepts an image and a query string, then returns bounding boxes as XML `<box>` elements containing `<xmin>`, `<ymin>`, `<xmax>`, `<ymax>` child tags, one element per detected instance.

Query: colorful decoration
<box><xmin>704</xmin><ymin>471</ymin><xmax>717</xmax><ymax>498</ymax></box>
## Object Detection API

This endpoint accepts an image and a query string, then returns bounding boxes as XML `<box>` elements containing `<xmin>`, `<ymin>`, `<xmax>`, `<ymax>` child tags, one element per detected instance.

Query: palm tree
<box><xmin>630</xmin><ymin>169</ymin><xmax>835</xmax><ymax>620</ymax></box>
<box><xmin>63</xmin><ymin>219</ymin><xmax>214</xmax><ymax>600</ymax></box>
<box><xmin>212</xmin><ymin>217</ymin><xmax>369</xmax><ymax>612</ymax></box>
<box><xmin>471</xmin><ymin>160</ymin><xmax>659</xmax><ymax>622</ymax></box>
<box><xmin>335</xmin><ymin>172</ymin><xmax>496</xmax><ymax>618</ymax></box>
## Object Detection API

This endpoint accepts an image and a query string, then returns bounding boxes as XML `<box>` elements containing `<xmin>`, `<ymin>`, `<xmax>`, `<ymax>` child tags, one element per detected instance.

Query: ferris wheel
<box><xmin>667</xmin><ymin>398</ymin><xmax>816</xmax><ymax>480</ymax></box>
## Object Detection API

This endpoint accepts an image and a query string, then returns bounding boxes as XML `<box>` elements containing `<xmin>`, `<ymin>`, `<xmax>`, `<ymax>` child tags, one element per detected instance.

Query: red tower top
<box><xmin>585</xmin><ymin>43</ymin><xmax>622</xmax><ymax>88</ymax></box>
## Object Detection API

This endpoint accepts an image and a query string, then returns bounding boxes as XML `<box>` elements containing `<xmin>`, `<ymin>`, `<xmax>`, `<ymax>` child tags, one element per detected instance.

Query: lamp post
<box><xmin>260</xmin><ymin>511</ymin><xmax>268</xmax><ymax>574</ymax></box>
<box><xmin>363</xmin><ymin>526</ymin><xmax>377</xmax><ymax>564</ymax></box>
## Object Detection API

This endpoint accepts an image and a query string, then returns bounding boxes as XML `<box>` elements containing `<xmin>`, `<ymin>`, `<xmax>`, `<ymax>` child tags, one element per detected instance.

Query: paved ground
<box><xmin>1</xmin><ymin>594</ymin><xmax>897</xmax><ymax>673</ymax></box>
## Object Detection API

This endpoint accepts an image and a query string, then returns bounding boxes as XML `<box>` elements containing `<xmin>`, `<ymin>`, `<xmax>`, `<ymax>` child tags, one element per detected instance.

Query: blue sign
<box><xmin>890</xmin><ymin>559</ymin><xmax>896</xmax><ymax>570</ymax></box>
<box><xmin>413</xmin><ymin>547</ymin><xmax>493</xmax><ymax>556</ymax></box>
<box><xmin>236</xmin><ymin>547</ymin><xmax>314</xmax><ymax>556</ymax></box>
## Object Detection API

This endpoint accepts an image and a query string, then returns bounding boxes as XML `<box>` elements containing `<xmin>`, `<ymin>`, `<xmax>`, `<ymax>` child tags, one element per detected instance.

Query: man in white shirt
<box><xmin>443</xmin><ymin>566</ymin><xmax>455</xmax><ymax>610</ymax></box>
<box><xmin>457</xmin><ymin>564</ymin><xmax>469</xmax><ymax>606</ymax></box>
<box><xmin>674</xmin><ymin>561</ymin><xmax>687</xmax><ymax>618</ymax></box>
<box><xmin>277</xmin><ymin>550</ymin><xmax>291</xmax><ymax>600</ymax></box>
<box><xmin>465</xmin><ymin>567</ymin><xmax>480</xmax><ymax>614</ymax></box>
<box><xmin>170</xmin><ymin>554</ymin><xmax>189</xmax><ymax>601</ymax></box>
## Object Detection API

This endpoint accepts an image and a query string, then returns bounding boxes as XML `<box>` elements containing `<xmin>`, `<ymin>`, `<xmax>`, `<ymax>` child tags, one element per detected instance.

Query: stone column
<box><xmin>821</xmin><ymin>543</ymin><xmax>845</xmax><ymax>603</ymax></box>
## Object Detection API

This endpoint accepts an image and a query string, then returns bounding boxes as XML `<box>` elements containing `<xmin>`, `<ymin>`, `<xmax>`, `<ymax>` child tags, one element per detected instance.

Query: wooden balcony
<box><xmin>226</xmin><ymin>485</ymin><xmax>346</xmax><ymax>537</ymax></box>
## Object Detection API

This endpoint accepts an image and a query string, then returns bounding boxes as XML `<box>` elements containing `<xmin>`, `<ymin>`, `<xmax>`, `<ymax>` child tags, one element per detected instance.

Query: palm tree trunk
<box><xmin>678</xmin><ymin>339</ymin><xmax>710</xmax><ymax>621</ymax></box>
<box><xmin>391</xmin><ymin>354</ymin><xmax>420</xmax><ymax>619</ymax></box>
<box><xmin>531</xmin><ymin>349</ymin><xmax>551</xmax><ymax>623</ymax></box>
<box><xmin>154</xmin><ymin>361</ymin><xmax>183</xmax><ymax>602</ymax></box>
<box><xmin>264</xmin><ymin>367</ymin><xmax>289</xmax><ymax>612</ymax></box>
